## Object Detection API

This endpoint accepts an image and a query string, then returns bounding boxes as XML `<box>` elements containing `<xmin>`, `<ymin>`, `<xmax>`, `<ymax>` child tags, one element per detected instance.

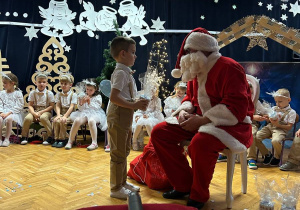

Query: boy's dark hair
<box><xmin>86</xmin><ymin>78</ymin><xmax>101</xmax><ymax>97</ymax></box>
<box><xmin>110</xmin><ymin>36</ymin><xmax>136</xmax><ymax>59</ymax></box>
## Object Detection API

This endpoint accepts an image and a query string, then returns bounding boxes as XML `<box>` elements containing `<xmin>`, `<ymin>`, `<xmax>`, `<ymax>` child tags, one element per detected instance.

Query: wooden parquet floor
<box><xmin>0</xmin><ymin>139</ymin><xmax>299</xmax><ymax>210</ymax></box>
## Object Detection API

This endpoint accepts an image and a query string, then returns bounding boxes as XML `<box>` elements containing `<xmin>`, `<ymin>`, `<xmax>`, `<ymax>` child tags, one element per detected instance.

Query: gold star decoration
<box><xmin>246</xmin><ymin>35</ymin><xmax>268</xmax><ymax>51</ymax></box>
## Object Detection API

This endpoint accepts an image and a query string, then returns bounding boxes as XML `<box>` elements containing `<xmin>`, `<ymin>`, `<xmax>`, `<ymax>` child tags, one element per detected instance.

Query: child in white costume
<box><xmin>132</xmin><ymin>86</ymin><xmax>164</xmax><ymax>151</ymax></box>
<box><xmin>0</xmin><ymin>73</ymin><xmax>24</xmax><ymax>147</ymax></box>
<box><xmin>164</xmin><ymin>81</ymin><xmax>187</xmax><ymax>118</ymax></box>
<box><xmin>65</xmin><ymin>78</ymin><xmax>107</xmax><ymax>151</ymax></box>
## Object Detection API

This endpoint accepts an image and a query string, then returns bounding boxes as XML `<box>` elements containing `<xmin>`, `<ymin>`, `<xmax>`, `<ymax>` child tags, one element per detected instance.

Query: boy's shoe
<box><xmin>52</xmin><ymin>141</ymin><xmax>58</xmax><ymax>147</ymax></box>
<box><xmin>20</xmin><ymin>137</ymin><xmax>28</xmax><ymax>145</ymax></box>
<box><xmin>217</xmin><ymin>154</ymin><xmax>227</xmax><ymax>162</ymax></box>
<box><xmin>248</xmin><ymin>159</ymin><xmax>258</xmax><ymax>169</ymax></box>
<box><xmin>43</xmin><ymin>137</ymin><xmax>53</xmax><ymax>145</ymax></box>
<box><xmin>132</xmin><ymin>142</ymin><xmax>138</xmax><ymax>151</ymax></box>
<box><xmin>2</xmin><ymin>139</ymin><xmax>10</xmax><ymax>147</ymax></box>
<box><xmin>65</xmin><ymin>141</ymin><xmax>73</xmax><ymax>150</ymax></box>
<box><xmin>110</xmin><ymin>187</ymin><xmax>131</xmax><ymax>200</ymax></box>
<box><xmin>270</xmin><ymin>157</ymin><xmax>280</xmax><ymax>166</ymax></box>
<box><xmin>263</xmin><ymin>153</ymin><xmax>273</xmax><ymax>165</ymax></box>
<box><xmin>87</xmin><ymin>143</ymin><xmax>98</xmax><ymax>151</ymax></box>
<box><xmin>104</xmin><ymin>145</ymin><xmax>110</xmax><ymax>152</ymax></box>
<box><xmin>279</xmin><ymin>161</ymin><xmax>299</xmax><ymax>171</ymax></box>
<box><xmin>56</xmin><ymin>141</ymin><xmax>66</xmax><ymax>148</ymax></box>
<box><xmin>124</xmin><ymin>182</ymin><xmax>140</xmax><ymax>192</ymax></box>
<box><xmin>0</xmin><ymin>140</ymin><xmax>2</xmax><ymax>146</ymax></box>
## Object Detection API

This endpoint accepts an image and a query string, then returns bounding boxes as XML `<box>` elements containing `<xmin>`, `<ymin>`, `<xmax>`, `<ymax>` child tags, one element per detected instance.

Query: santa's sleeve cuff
<box><xmin>203</xmin><ymin>104</ymin><xmax>238</xmax><ymax>126</ymax></box>
<box><xmin>171</xmin><ymin>101</ymin><xmax>194</xmax><ymax>116</ymax></box>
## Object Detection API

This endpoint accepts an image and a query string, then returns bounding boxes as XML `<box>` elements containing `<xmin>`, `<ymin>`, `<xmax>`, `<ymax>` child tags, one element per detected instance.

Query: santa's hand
<box><xmin>178</xmin><ymin>110</ymin><xmax>189</xmax><ymax>124</ymax></box>
<box><xmin>180</xmin><ymin>115</ymin><xmax>211</xmax><ymax>132</ymax></box>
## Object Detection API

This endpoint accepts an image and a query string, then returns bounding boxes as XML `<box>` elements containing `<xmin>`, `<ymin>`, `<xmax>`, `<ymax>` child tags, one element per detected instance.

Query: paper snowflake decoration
<box><xmin>109</xmin><ymin>0</ymin><xmax>116</xmax><ymax>4</ymax></box>
<box><xmin>232</xmin><ymin>5</ymin><xmax>237</xmax><ymax>10</ymax></box>
<box><xmin>281</xmin><ymin>3</ymin><xmax>288</xmax><ymax>10</ymax></box>
<box><xmin>24</xmin><ymin>26</ymin><xmax>40</xmax><ymax>41</ymax></box>
<box><xmin>289</xmin><ymin>0</ymin><xmax>300</xmax><ymax>17</ymax></box>
<box><xmin>281</xmin><ymin>14</ymin><xmax>288</xmax><ymax>20</ymax></box>
<box><xmin>200</xmin><ymin>15</ymin><xmax>205</xmax><ymax>20</ymax></box>
<box><xmin>258</xmin><ymin>2</ymin><xmax>263</xmax><ymax>7</ymax></box>
<box><xmin>151</xmin><ymin>17</ymin><xmax>165</xmax><ymax>31</ymax></box>
<box><xmin>64</xmin><ymin>45</ymin><xmax>71</xmax><ymax>52</ymax></box>
<box><xmin>266</xmin><ymin>4</ymin><xmax>273</xmax><ymax>11</ymax></box>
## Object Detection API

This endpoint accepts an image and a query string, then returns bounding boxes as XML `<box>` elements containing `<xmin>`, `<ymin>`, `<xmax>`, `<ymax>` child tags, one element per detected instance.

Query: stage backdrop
<box><xmin>0</xmin><ymin>0</ymin><xmax>299</xmax><ymax>96</ymax></box>
<box><xmin>242</xmin><ymin>62</ymin><xmax>300</xmax><ymax>115</ymax></box>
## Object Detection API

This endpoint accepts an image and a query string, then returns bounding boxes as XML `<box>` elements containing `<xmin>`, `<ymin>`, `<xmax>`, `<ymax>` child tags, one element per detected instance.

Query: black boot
<box><xmin>187</xmin><ymin>197</ymin><xmax>205</xmax><ymax>209</ymax></box>
<box><xmin>162</xmin><ymin>189</ymin><xmax>189</xmax><ymax>199</ymax></box>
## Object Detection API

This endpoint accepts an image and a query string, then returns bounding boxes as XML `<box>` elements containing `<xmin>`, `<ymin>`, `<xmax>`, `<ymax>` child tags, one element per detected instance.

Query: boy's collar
<box><xmin>116</xmin><ymin>63</ymin><xmax>132</xmax><ymax>73</ymax></box>
<box><xmin>36</xmin><ymin>88</ymin><xmax>46</xmax><ymax>93</ymax></box>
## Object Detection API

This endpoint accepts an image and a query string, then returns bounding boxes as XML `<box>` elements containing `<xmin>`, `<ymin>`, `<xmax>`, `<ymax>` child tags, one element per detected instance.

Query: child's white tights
<box><xmin>69</xmin><ymin>117</ymin><xmax>97</xmax><ymax>144</ymax></box>
<box><xmin>0</xmin><ymin>116</ymin><xmax>13</xmax><ymax>141</ymax></box>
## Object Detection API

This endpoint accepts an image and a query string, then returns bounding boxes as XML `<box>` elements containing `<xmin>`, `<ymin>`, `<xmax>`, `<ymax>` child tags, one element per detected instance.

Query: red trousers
<box><xmin>151</xmin><ymin>122</ymin><xmax>227</xmax><ymax>203</ymax></box>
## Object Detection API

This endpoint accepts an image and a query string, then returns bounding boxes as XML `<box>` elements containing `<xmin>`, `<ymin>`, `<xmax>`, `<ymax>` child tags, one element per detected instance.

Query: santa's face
<box><xmin>179</xmin><ymin>50</ymin><xmax>208</xmax><ymax>82</ymax></box>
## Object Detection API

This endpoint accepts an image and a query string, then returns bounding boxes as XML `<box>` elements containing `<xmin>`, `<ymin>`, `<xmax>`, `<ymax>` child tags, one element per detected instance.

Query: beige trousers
<box><xmin>247</xmin><ymin>123</ymin><xmax>259</xmax><ymax>160</ymax></box>
<box><xmin>21</xmin><ymin>112</ymin><xmax>52</xmax><ymax>138</ymax></box>
<box><xmin>53</xmin><ymin>108</ymin><xmax>72</xmax><ymax>140</ymax></box>
<box><xmin>287</xmin><ymin>136</ymin><xmax>300</xmax><ymax>166</ymax></box>
<box><xmin>107</xmin><ymin>102</ymin><xmax>134</xmax><ymax>192</ymax></box>
<box><xmin>255</xmin><ymin>123</ymin><xmax>287</xmax><ymax>159</ymax></box>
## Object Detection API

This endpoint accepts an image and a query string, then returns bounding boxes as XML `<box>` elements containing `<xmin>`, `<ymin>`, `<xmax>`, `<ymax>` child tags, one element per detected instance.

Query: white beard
<box><xmin>180</xmin><ymin>51</ymin><xmax>208</xmax><ymax>82</ymax></box>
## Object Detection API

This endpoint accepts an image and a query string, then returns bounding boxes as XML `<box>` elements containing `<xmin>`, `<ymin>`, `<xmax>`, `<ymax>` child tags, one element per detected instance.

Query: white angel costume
<box><xmin>132</xmin><ymin>96</ymin><xmax>164</xmax><ymax>150</ymax></box>
<box><xmin>0</xmin><ymin>90</ymin><xmax>24</xmax><ymax>125</ymax></box>
<box><xmin>163</xmin><ymin>95</ymin><xmax>185</xmax><ymax>118</ymax></box>
<box><xmin>70</xmin><ymin>94</ymin><xmax>107</xmax><ymax>131</ymax></box>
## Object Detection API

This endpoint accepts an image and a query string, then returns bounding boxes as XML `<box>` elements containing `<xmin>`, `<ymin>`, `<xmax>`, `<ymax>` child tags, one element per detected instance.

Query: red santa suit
<box><xmin>151</xmin><ymin>28</ymin><xmax>254</xmax><ymax>204</ymax></box>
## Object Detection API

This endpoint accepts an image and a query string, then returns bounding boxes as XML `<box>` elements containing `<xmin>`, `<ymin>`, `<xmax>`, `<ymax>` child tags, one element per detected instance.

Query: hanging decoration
<box><xmin>118</xmin><ymin>0</ymin><xmax>150</xmax><ymax>45</ymax></box>
<box><xmin>24</xmin><ymin>26</ymin><xmax>40</xmax><ymax>41</ymax></box>
<box><xmin>39</xmin><ymin>0</ymin><xmax>77</xmax><ymax>47</ymax></box>
<box><xmin>76</xmin><ymin>2</ymin><xmax>117</xmax><ymax>37</ymax></box>
<box><xmin>150</xmin><ymin>17</ymin><xmax>165</xmax><ymax>31</ymax></box>
<box><xmin>216</xmin><ymin>15</ymin><xmax>300</xmax><ymax>53</ymax></box>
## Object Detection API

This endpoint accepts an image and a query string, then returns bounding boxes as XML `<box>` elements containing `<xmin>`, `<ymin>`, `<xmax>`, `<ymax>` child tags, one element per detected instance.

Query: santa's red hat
<box><xmin>171</xmin><ymin>27</ymin><xmax>220</xmax><ymax>78</ymax></box>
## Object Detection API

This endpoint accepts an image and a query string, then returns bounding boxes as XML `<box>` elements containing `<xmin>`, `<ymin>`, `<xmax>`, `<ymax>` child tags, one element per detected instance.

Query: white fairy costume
<box><xmin>70</xmin><ymin>94</ymin><xmax>107</xmax><ymax>131</ymax></box>
<box><xmin>0</xmin><ymin>90</ymin><xmax>24</xmax><ymax>125</ymax></box>
<box><xmin>163</xmin><ymin>95</ymin><xmax>185</xmax><ymax>118</ymax></box>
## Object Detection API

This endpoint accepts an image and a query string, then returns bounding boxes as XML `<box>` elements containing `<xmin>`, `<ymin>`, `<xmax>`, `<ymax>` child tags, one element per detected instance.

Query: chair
<box><xmin>180</xmin><ymin>140</ymin><xmax>247</xmax><ymax>209</ymax></box>
<box><xmin>278</xmin><ymin>113</ymin><xmax>299</xmax><ymax>166</ymax></box>
<box><xmin>256</xmin><ymin>114</ymin><xmax>299</xmax><ymax>166</ymax></box>
<box><xmin>221</xmin><ymin>148</ymin><xmax>247</xmax><ymax>209</ymax></box>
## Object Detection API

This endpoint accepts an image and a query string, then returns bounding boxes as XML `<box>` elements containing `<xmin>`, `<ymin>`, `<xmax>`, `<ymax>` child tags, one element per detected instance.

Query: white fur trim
<box><xmin>199</xmin><ymin>124</ymin><xmax>247</xmax><ymax>153</ymax></box>
<box><xmin>184</xmin><ymin>32</ymin><xmax>220</xmax><ymax>52</ymax></box>
<box><xmin>203</xmin><ymin>104</ymin><xmax>238</xmax><ymax>126</ymax></box>
<box><xmin>172</xmin><ymin>101</ymin><xmax>194</xmax><ymax>116</ymax></box>
<box><xmin>243</xmin><ymin>116</ymin><xmax>252</xmax><ymax>124</ymax></box>
<box><xmin>171</xmin><ymin>68</ymin><xmax>182</xmax><ymax>78</ymax></box>
<box><xmin>165</xmin><ymin>116</ymin><xmax>179</xmax><ymax>124</ymax></box>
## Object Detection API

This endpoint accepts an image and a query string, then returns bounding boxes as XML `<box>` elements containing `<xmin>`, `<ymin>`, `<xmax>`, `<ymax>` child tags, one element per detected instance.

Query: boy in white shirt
<box><xmin>52</xmin><ymin>73</ymin><xmax>77</xmax><ymax>148</ymax></box>
<box><xmin>20</xmin><ymin>72</ymin><xmax>55</xmax><ymax>145</ymax></box>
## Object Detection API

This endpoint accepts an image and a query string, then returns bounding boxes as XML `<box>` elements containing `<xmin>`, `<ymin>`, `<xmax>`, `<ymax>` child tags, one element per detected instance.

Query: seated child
<box><xmin>280</xmin><ymin>127</ymin><xmax>300</xmax><ymax>171</ymax></box>
<box><xmin>65</xmin><ymin>78</ymin><xmax>107</xmax><ymax>151</ymax></box>
<box><xmin>164</xmin><ymin>81</ymin><xmax>187</xmax><ymax>118</ymax></box>
<box><xmin>52</xmin><ymin>72</ymin><xmax>77</xmax><ymax>148</ymax></box>
<box><xmin>0</xmin><ymin>73</ymin><xmax>24</xmax><ymax>147</ymax></box>
<box><xmin>20</xmin><ymin>71</ymin><xmax>55</xmax><ymax>145</ymax></box>
<box><xmin>255</xmin><ymin>88</ymin><xmax>296</xmax><ymax>167</ymax></box>
<box><xmin>132</xmin><ymin>86</ymin><xmax>164</xmax><ymax>151</ymax></box>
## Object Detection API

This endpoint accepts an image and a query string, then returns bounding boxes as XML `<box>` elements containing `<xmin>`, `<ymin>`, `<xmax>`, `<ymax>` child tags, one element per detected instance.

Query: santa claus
<box><xmin>151</xmin><ymin>27</ymin><xmax>254</xmax><ymax>209</ymax></box>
